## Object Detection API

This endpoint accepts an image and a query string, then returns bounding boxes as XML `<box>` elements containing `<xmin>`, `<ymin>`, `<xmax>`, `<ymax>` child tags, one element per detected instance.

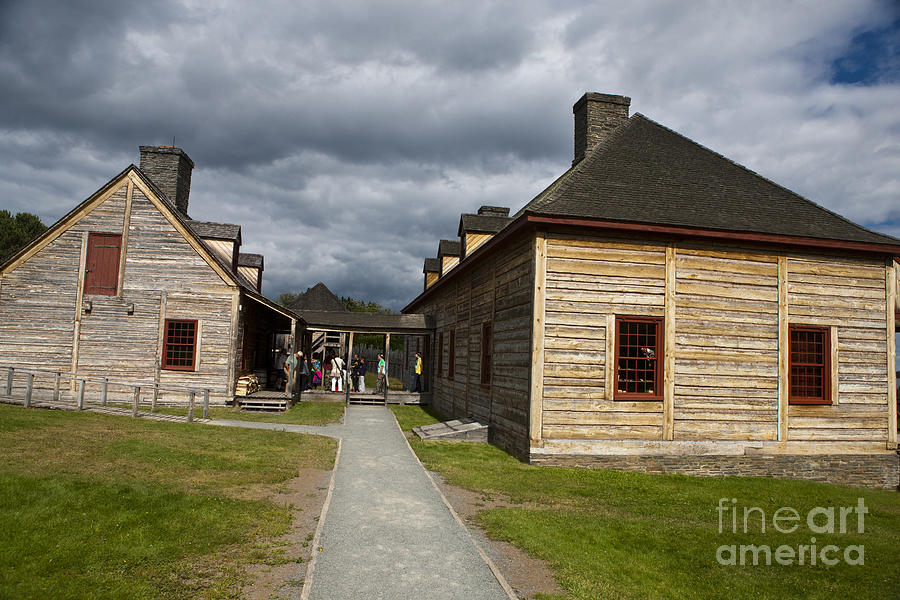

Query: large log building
<box><xmin>0</xmin><ymin>146</ymin><xmax>298</xmax><ymax>404</ymax></box>
<box><xmin>405</xmin><ymin>93</ymin><xmax>900</xmax><ymax>488</ymax></box>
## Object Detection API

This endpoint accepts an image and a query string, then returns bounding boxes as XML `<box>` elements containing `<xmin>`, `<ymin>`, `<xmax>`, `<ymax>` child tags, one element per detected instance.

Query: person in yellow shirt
<box><xmin>409</xmin><ymin>352</ymin><xmax>423</xmax><ymax>393</ymax></box>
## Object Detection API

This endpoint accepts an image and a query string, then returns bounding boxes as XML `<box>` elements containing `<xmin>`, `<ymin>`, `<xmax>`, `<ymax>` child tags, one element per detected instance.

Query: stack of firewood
<box><xmin>235</xmin><ymin>373</ymin><xmax>260</xmax><ymax>396</ymax></box>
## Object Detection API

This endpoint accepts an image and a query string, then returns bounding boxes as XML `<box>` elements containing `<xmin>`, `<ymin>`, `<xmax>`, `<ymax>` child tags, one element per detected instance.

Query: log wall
<box><xmin>420</xmin><ymin>233</ymin><xmax>534</xmax><ymax>457</ymax></box>
<box><xmin>0</xmin><ymin>175</ymin><xmax>239</xmax><ymax>404</ymax></box>
<box><xmin>535</xmin><ymin>231</ymin><xmax>894</xmax><ymax>453</ymax></box>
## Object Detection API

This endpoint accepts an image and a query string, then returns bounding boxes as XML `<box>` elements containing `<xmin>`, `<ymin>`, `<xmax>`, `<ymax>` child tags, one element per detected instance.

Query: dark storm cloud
<box><xmin>1</xmin><ymin>0</ymin><xmax>898</xmax><ymax>310</ymax></box>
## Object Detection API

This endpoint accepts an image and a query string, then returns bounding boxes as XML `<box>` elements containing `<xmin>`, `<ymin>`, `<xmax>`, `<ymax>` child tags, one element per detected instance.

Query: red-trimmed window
<box><xmin>615</xmin><ymin>316</ymin><xmax>663</xmax><ymax>400</ymax></box>
<box><xmin>163</xmin><ymin>319</ymin><xmax>198</xmax><ymax>371</ymax></box>
<box><xmin>789</xmin><ymin>325</ymin><xmax>830</xmax><ymax>405</ymax></box>
<box><xmin>448</xmin><ymin>330</ymin><xmax>456</xmax><ymax>380</ymax></box>
<box><xmin>438</xmin><ymin>332</ymin><xmax>444</xmax><ymax>377</ymax></box>
<box><xmin>84</xmin><ymin>233</ymin><xmax>122</xmax><ymax>296</ymax></box>
<box><xmin>481</xmin><ymin>322</ymin><xmax>492</xmax><ymax>386</ymax></box>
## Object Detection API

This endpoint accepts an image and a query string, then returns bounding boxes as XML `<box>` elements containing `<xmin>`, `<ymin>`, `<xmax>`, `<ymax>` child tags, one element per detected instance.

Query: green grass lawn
<box><xmin>391</xmin><ymin>405</ymin><xmax>900</xmax><ymax>599</ymax></box>
<box><xmin>0</xmin><ymin>404</ymin><xmax>336</xmax><ymax>599</ymax></box>
<box><xmin>117</xmin><ymin>400</ymin><xmax>345</xmax><ymax>426</ymax></box>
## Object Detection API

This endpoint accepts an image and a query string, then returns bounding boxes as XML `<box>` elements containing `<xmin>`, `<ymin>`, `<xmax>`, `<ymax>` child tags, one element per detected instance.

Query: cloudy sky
<box><xmin>1</xmin><ymin>0</ymin><xmax>898</xmax><ymax>310</ymax></box>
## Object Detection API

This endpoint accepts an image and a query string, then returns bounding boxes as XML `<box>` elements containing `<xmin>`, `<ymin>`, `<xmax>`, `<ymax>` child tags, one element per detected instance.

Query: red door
<box><xmin>84</xmin><ymin>233</ymin><xmax>122</xmax><ymax>296</ymax></box>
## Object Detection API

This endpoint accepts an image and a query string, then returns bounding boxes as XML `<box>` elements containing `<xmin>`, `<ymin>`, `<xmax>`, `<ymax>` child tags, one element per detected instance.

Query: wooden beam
<box><xmin>777</xmin><ymin>256</ymin><xmax>789</xmax><ymax>441</ymax></box>
<box><xmin>155</xmin><ymin>291</ymin><xmax>167</xmax><ymax>388</ymax></box>
<box><xmin>227</xmin><ymin>292</ymin><xmax>239</xmax><ymax>398</ymax></box>
<box><xmin>663</xmin><ymin>244</ymin><xmax>676</xmax><ymax>440</ymax></box>
<box><xmin>830</xmin><ymin>326</ymin><xmax>839</xmax><ymax>405</ymax></box>
<box><xmin>605</xmin><ymin>313</ymin><xmax>615</xmax><ymax>402</ymax></box>
<box><xmin>70</xmin><ymin>232</ymin><xmax>89</xmax><ymax>390</ymax></box>
<box><xmin>384</xmin><ymin>333</ymin><xmax>391</xmax><ymax>403</ymax></box>
<box><xmin>529</xmin><ymin>232</ymin><xmax>547</xmax><ymax>447</ymax></box>
<box><xmin>886</xmin><ymin>260</ymin><xmax>897</xmax><ymax>447</ymax></box>
<box><xmin>346</xmin><ymin>331</ymin><xmax>354</xmax><ymax>403</ymax></box>
<box><xmin>117</xmin><ymin>180</ymin><xmax>133</xmax><ymax>298</ymax></box>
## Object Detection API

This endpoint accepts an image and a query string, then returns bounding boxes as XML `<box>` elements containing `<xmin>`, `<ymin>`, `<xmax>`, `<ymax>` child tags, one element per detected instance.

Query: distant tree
<box><xmin>277</xmin><ymin>292</ymin><xmax>298</xmax><ymax>307</ymax></box>
<box><xmin>341</xmin><ymin>296</ymin><xmax>393</xmax><ymax>314</ymax></box>
<box><xmin>0</xmin><ymin>211</ymin><xmax>47</xmax><ymax>262</ymax></box>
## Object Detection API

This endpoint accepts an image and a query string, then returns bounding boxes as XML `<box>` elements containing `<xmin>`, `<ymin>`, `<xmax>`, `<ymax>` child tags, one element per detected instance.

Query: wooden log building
<box><xmin>0</xmin><ymin>146</ymin><xmax>299</xmax><ymax>404</ymax></box>
<box><xmin>404</xmin><ymin>93</ymin><xmax>900</xmax><ymax>488</ymax></box>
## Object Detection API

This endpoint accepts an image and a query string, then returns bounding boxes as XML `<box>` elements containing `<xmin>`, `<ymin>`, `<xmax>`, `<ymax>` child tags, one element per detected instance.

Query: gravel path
<box><xmin>299</xmin><ymin>405</ymin><xmax>514</xmax><ymax>600</ymax></box>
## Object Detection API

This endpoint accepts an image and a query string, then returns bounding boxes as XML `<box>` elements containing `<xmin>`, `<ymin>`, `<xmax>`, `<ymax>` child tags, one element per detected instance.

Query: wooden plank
<box><xmin>543</xmin><ymin>411</ymin><xmax>663</xmax><ymax>426</ymax></box>
<box><xmin>547</xmin><ymin>245</ymin><xmax>666</xmax><ymax>264</ymax></box>
<box><xmin>677</xmin><ymin>280</ymin><xmax>778</xmax><ymax>302</ymax></box>
<box><xmin>664</xmin><ymin>244</ymin><xmax>675</xmax><ymax>441</ymax></box>
<box><xmin>70</xmin><ymin>232</ymin><xmax>89</xmax><ymax>388</ymax></box>
<box><xmin>542</xmin><ymin>423</ymin><xmax>662</xmax><ymax>440</ymax></box>
<box><xmin>605</xmin><ymin>314</ymin><xmax>615</xmax><ymax>402</ymax></box>
<box><xmin>887</xmin><ymin>261</ymin><xmax>897</xmax><ymax>446</ymax></box>
<box><xmin>831</xmin><ymin>326</ymin><xmax>839</xmax><ymax>405</ymax></box>
<box><xmin>786</xmin><ymin>259</ymin><xmax>884</xmax><ymax>279</ymax></box>
<box><xmin>117</xmin><ymin>180</ymin><xmax>133</xmax><ymax>297</ymax></box>
<box><xmin>547</xmin><ymin>258</ymin><xmax>665</xmax><ymax>279</ymax></box>
<box><xmin>777</xmin><ymin>255</ymin><xmax>788</xmax><ymax>441</ymax></box>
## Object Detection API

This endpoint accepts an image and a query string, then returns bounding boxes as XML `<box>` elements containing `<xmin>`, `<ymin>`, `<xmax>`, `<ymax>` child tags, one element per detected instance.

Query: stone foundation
<box><xmin>529</xmin><ymin>453</ymin><xmax>900</xmax><ymax>490</ymax></box>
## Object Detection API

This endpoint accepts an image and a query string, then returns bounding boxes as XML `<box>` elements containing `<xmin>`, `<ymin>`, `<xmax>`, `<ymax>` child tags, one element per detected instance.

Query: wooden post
<box><xmin>529</xmin><ymin>231</ymin><xmax>547</xmax><ymax>446</ymax></box>
<box><xmin>384</xmin><ymin>333</ymin><xmax>391</xmax><ymax>403</ymax></box>
<box><xmin>151</xmin><ymin>384</ymin><xmax>159</xmax><ymax>413</ymax></box>
<box><xmin>777</xmin><ymin>256</ymin><xmax>789</xmax><ymax>442</ymax></box>
<box><xmin>132</xmin><ymin>386</ymin><xmax>141</xmax><ymax>417</ymax></box>
<box><xmin>24</xmin><ymin>373</ymin><xmax>33</xmax><ymax>408</ymax></box>
<box><xmin>346</xmin><ymin>331</ymin><xmax>354</xmax><ymax>403</ymax></box>
<box><xmin>77</xmin><ymin>379</ymin><xmax>85</xmax><ymax>410</ymax></box>
<box><xmin>663</xmin><ymin>244</ymin><xmax>676</xmax><ymax>441</ymax></box>
<box><xmin>886</xmin><ymin>260</ymin><xmax>897</xmax><ymax>447</ymax></box>
<box><xmin>203</xmin><ymin>389</ymin><xmax>210</xmax><ymax>420</ymax></box>
<box><xmin>53</xmin><ymin>371</ymin><xmax>60</xmax><ymax>402</ymax></box>
<box><xmin>4</xmin><ymin>367</ymin><xmax>12</xmax><ymax>396</ymax></box>
<box><xmin>187</xmin><ymin>391</ymin><xmax>196</xmax><ymax>422</ymax></box>
<box><xmin>101</xmin><ymin>377</ymin><xmax>108</xmax><ymax>406</ymax></box>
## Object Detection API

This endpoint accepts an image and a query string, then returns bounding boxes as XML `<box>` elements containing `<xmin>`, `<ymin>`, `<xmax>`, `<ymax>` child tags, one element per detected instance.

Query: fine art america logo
<box><xmin>715</xmin><ymin>498</ymin><xmax>867</xmax><ymax>566</ymax></box>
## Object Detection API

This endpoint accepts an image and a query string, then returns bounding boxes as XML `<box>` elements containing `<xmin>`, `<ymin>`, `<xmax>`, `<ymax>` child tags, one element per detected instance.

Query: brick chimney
<box><xmin>573</xmin><ymin>93</ymin><xmax>630</xmax><ymax>165</ymax></box>
<box><xmin>139</xmin><ymin>146</ymin><xmax>194</xmax><ymax>216</ymax></box>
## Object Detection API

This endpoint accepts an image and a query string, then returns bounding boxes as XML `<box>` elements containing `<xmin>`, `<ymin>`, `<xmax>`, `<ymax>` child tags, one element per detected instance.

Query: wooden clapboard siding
<box><xmin>465</xmin><ymin>232</ymin><xmax>492</xmax><ymax>257</ymax></box>
<box><xmin>417</xmin><ymin>233</ymin><xmax>533</xmax><ymax>456</ymax></box>
<box><xmin>786</xmin><ymin>254</ymin><xmax>888</xmax><ymax>442</ymax></box>
<box><xmin>204</xmin><ymin>239</ymin><xmax>235</xmax><ymax>269</ymax></box>
<box><xmin>674</xmin><ymin>246</ymin><xmax>779</xmax><ymax>440</ymax></box>
<box><xmin>541</xmin><ymin>234</ymin><xmax>666</xmax><ymax>440</ymax></box>
<box><xmin>238</xmin><ymin>265</ymin><xmax>259</xmax><ymax>289</ymax></box>
<box><xmin>0</xmin><ymin>174</ymin><xmax>241</xmax><ymax>405</ymax></box>
<box><xmin>441</xmin><ymin>254</ymin><xmax>459</xmax><ymax>276</ymax></box>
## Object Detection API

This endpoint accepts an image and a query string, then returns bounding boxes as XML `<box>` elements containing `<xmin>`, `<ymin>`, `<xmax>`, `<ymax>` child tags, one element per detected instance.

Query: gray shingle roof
<box><xmin>238</xmin><ymin>253</ymin><xmax>264</xmax><ymax>269</ymax></box>
<box><xmin>438</xmin><ymin>239</ymin><xmax>460</xmax><ymax>257</ymax></box>
<box><xmin>457</xmin><ymin>213</ymin><xmax>511</xmax><ymax>236</ymax></box>
<box><xmin>423</xmin><ymin>258</ymin><xmax>440</xmax><ymax>273</ymax></box>
<box><xmin>288</xmin><ymin>282</ymin><xmax>348</xmax><ymax>312</ymax></box>
<box><xmin>188</xmin><ymin>220</ymin><xmax>242</xmax><ymax>242</ymax></box>
<box><xmin>518</xmin><ymin>114</ymin><xmax>899</xmax><ymax>246</ymax></box>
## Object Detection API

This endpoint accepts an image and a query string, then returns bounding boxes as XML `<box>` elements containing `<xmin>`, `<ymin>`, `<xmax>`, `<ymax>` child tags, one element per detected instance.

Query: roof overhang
<box><xmin>299</xmin><ymin>310</ymin><xmax>433</xmax><ymax>334</ymax></box>
<box><xmin>403</xmin><ymin>213</ymin><xmax>900</xmax><ymax>313</ymax></box>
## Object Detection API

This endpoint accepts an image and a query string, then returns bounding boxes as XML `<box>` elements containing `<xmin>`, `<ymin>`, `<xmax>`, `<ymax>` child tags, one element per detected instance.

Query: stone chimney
<box><xmin>476</xmin><ymin>206</ymin><xmax>510</xmax><ymax>218</ymax></box>
<box><xmin>139</xmin><ymin>146</ymin><xmax>194</xmax><ymax>216</ymax></box>
<box><xmin>573</xmin><ymin>93</ymin><xmax>630</xmax><ymax>165</ymax></box>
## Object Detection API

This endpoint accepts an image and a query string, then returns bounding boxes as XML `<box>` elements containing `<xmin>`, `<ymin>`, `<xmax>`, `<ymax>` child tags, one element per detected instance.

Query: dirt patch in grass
<box><xmin>431</xmin><ymin>471</ymin><xmax>567</xmax><ymax>600</ymax></box>
<box><xmin>240</xmin><ymin>467</ymin><xmax>333</xmax><ymax>600</ymax></box>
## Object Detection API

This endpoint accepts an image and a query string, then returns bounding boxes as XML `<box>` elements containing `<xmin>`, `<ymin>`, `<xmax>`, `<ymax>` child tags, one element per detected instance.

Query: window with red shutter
<box><xmin>83</xmin><ymin>233</ymin><xmax>122</xmax><ymax>296</ymax></box>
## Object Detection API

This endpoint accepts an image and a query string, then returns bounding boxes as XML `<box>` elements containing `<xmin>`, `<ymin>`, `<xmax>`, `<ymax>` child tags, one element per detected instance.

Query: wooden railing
<box><xmin>1</xmin><ymin>365</ymin><xmax>212</xmax><ymax>421</ymax></box>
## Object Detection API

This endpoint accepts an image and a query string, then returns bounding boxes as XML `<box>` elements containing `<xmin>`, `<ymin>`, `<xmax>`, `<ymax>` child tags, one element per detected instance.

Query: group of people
<box><xmin>272</xmin><ymin>348</ymin><xmax>412</xmax><ymax>395</ymax></box>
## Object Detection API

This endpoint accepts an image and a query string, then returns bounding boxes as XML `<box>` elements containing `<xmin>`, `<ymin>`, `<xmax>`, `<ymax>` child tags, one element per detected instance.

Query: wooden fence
<box><xmin>0</xmin><ymin>365</ymin><xmax>212</xmax><ymax>421</ymax></box>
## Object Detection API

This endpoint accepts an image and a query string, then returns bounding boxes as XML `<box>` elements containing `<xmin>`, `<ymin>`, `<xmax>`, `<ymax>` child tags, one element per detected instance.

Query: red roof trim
<box><xmin>525</xmin><ymin>215</ymin><xmax>900</xmax><ymax>255</ymax></box>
